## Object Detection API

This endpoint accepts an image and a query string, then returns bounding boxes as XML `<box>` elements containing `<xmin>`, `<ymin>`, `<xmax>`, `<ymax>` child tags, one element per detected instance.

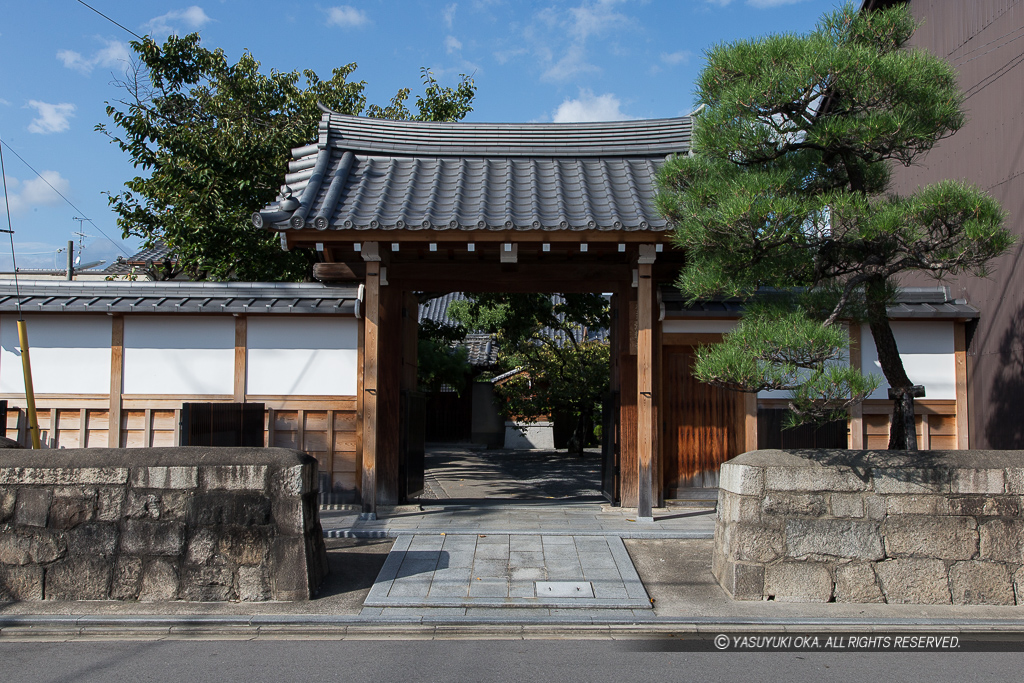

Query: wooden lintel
<box><xmin>284</xmin><ymin>230</ymin><xmax>675</xmax><ymax>245</ymax></box>
<box><xmin>313</xmin><ymin>262</ymin><xmax>366</xmax><ymax>282</ymax></box>
<box><xmin>388</xmin><ymin>264</ymin><xmax>635</xmax><ymax>293</ymax></box>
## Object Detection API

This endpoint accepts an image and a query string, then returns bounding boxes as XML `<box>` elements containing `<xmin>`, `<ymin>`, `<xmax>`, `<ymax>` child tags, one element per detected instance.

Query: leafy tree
<box><xmin>656</xmin><ymin>4</ymin><xmax>1012</xmax><ymax>450</ymax></box>
<box><xmin>99</xmin><ymin>34</ymin><xmax>476</xmax><ymax>281</ymax></box>
<box><xmin>417</xmin><ymin>319</ymin><xmax>472</xmax><ymax>394</ymax></box>
<box><xmin>448</xmin><ymin>293</ymin><xmax>610</xmax><ymax>456</ymax></box>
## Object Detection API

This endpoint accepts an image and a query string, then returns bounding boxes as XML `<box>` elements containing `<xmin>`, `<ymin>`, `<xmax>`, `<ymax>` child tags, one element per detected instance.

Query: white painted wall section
<box><xmin>246</xmin><ymin>317</ymin><xmax>357</xmax><ymax>396</ymax></box>
<box><xmin>861</xmin><ymin>322</ymin><xmax>955</xmax><ymax>399</ymax></box>
<box><xmin>0</xmin><ymin>315</ymin><xmax>111</xmax><ymax>394</ymax></box>
<box><xmin>123</xmin><ymin>317</ymin><xmax>234</xmax><ymax>395</ymax></box>
<box><xmin>662</xmin><ymin>320</ymin><xmax>738</xmax><ymax>334</ymax></box>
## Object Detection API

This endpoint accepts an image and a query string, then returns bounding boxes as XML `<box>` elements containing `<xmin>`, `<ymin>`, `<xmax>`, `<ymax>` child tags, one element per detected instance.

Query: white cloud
<box><xmin>524</xmin><ymin>1</ymin><xmax>637</xmax><ymax>83</ymax></box>
<box><xmin>494</xmin><ymin>47</ymin><xmax>528</xmax><ymax>65</ymax></box>
<box><xmin>26</xmin><ymin>101</ymin><xmax>76</xmax><ymax>134</ymax></box>
<box><xmin>705</xmin><ymin>0</ymin><xmax>734</xmax><ymax>6</ymax></box>
<box><xmin>566</xmin><ymin>0</ymin><xmax>629</xmax><ymax>41</ymax></box>
<box><xmin>57</xmin><ymin>38</ymin><xmax>130</xmax><ymax>75</ymax></box>
<box><xmin>444</xmin><ymin>35</ymin><xmax>463</xmax><ymax>54</ymax></box>
<box><xmin>660</xmin><ymin>50</ymin><xmax>692</xmax><ymax>66</ymax></box>
<box><xmin>325</xmin><ymin>6</ymin><xmax>370</xmax><ymax>28</ymax></box>
<box><xmin>443</xmin><ymin>3</ymin><xmax>457</xmax><ymax>29</ymax></box>
<box><xmin>0</xmin><ymin>98</ymin><xmax>10</xmax><ymax>106</ymax></box>
<box><xmin>146</xmin><ymin>6</ymin><xmax>212</xmax><ymax>35</ymax></box>
<box><xmin>542</xmin><ymin>44</ymin><xmax>600</xmax><ymax>82</ymax></box>
<box><xmin>2</xmin><ymin>172</ymin><xmax>69</xmax><ymax>214</ymax></box>
<box><xmin>552</xmin><ymin>90</ymin><xmax>632</xmax><ymax>123</ymax></box>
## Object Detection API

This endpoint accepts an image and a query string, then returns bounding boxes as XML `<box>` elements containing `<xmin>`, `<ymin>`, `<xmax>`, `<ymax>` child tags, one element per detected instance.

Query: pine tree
<box><xmin>656</xmin><ymin>3</ymin><xmax>1012</xmax><ymax>450</ymax></box>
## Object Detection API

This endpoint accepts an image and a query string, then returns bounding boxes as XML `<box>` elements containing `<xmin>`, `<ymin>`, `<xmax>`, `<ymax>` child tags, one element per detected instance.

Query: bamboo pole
<box><xmin>17</xmin><ymin>319</ymin><xmax>40</xmax><ymax>449</ymax></box>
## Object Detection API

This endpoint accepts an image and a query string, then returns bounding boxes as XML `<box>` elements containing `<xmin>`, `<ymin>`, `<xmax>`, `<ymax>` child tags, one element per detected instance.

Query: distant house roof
<box><xmin>661</xmin><ymin>286</ymin><xmax>980</xmax><ymax>320</ymax></box>
<box><xmin>254</xmin><ymin>112</ymin><xmax>691</xmax><ymax>234</ymax></box>
<box><xmin>0</xmin><ymin>281</ymin><xmax>357</xmax><ymax>315</ymax></box>
<box><xmin>104</xmin><ymin>241</ymin><xmax>177</xmax><ymax>275</ymax></box>
<box><xmin>418</xmin><ymin>292</ymin><xmax>609</xmax><ymax>368</ymax></box>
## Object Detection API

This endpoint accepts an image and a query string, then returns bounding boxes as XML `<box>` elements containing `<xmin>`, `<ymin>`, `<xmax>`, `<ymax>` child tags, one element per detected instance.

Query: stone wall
<box><xmin>714</xmin><ymin>449</ymin><xmax>1024</xmax><ymax>605</ymax></box>
<box><xmin>0</xmin><ymin>447</ymin><xmax>327</xmax><ymax>602</ymax></box>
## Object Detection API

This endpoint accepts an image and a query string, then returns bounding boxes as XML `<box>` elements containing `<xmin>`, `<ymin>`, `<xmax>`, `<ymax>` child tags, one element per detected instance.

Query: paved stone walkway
<box><xmin>321</xmin><ymin>446</ymin><xmax>716</xmax><ymax>618</ymax></box>
<box><xmin>362</xmin><ymin>534</ymin><xmax>651</xmax><ymax>613</ymax></box>
<box><xmin>321</xmin><ymin>503</ymin><xmax>717</xmax><ymax>539</ymax></box>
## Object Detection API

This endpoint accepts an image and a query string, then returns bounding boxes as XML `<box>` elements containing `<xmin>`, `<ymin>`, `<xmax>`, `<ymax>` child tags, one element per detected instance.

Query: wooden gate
<box><xmin>663</xmin><ymin>345</ymin><xmax>746</xmax><ymax>494</ymax></box>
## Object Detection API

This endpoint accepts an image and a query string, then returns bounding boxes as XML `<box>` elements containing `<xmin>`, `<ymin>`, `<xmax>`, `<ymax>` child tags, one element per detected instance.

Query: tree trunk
<box><xmin>866</xmin><ymin>280</ymin><xmax>918</xmax><ymax>450</ymax></box>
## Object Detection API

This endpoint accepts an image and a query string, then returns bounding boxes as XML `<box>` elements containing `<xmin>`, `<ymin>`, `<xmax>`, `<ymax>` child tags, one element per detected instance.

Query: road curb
<box><xmin>3</xmin><ymin>613</ymin><xmax>1024</xmax><ymax>640</ymax></box>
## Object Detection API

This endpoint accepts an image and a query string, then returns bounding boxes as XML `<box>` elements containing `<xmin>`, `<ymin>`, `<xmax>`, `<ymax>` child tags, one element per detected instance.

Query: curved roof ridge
<box><xmin>316</xmin><ymin>110</ymin><xmax>691</xmax><ymax>158</ymax></box>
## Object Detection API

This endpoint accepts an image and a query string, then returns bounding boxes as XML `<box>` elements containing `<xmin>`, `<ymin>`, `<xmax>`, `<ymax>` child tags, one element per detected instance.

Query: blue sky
<box><xmin>0</xmin><ymin>0</ymin><xmax>836</xmax><ymax>271</ymax></box>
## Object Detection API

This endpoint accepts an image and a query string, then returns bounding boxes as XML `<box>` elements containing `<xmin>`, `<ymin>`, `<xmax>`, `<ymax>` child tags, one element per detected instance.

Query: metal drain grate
<box><xmin>535</xmin><ymin>581</ymin><xmax>595</xmax><ymax>598</ymax></box>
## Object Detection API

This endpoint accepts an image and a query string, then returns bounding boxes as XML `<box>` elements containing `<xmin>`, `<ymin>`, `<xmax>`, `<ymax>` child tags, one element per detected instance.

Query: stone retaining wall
<box><xmin>714</xmin><ymin>449</ymin><xmax>1024</xmax><ymax>604</ymax></box>
<box><xmin>0</xmin><ymin>447</ymin><xmax>327</xmax><ymax>602</ymax></box>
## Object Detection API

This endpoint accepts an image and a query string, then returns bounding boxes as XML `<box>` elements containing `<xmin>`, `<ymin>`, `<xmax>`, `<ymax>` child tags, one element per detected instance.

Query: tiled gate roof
<box><xmin>254</xmin><ymin>112</ymin><xmax>691</xmax><ymax>234</ymax></box>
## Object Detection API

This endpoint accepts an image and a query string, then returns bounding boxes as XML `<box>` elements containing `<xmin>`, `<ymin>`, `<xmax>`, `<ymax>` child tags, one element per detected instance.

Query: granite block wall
<box><xmin>0</xmin><ymin>447</ymin><xmax>327</xmax><ymax>602</ymax></box>
<box><xmin>714</xmin><ymin>449</ymin><xmax>1024</xmax><ymax>605</ymax></box>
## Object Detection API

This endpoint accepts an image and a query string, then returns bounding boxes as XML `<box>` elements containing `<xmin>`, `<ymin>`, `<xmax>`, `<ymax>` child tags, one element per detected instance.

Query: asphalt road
<box><xmin>2</xmin><ymin>640</ymin><xmax>1021</xmax><ymax>683</ymax></box>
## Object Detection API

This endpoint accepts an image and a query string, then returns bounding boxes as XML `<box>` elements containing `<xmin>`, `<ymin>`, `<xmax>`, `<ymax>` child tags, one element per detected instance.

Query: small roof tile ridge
<box><xmin>316</xmin><ymin>111</ymin><xmax>691</xmax><ymax>158</ymax></box>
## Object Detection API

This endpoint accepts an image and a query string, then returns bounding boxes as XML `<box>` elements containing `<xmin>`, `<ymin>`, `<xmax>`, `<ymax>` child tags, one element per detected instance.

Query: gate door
<box><xmin>663</xmin><ymin>346</ymin><xmax>745</xmax><ymax>494</ymax></box>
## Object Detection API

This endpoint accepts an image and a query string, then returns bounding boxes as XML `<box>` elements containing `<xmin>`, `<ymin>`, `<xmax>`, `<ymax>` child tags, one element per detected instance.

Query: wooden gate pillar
<box><xmin>360</xmin><ymin>245</ymin><xmax>382</xmax><ymax>517</ymax></box>
<box><xmin>636</xmin><ymin>245</ymin><xmax>658</xmax><ymax>520</ymax></box>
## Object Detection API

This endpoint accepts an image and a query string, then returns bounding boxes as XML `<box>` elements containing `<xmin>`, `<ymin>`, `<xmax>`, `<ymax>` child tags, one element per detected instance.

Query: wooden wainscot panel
<box><xmin>273</xmin><ymin>410</ymin><xmax>300</xmax><ymax>432</ymax></box>
<box><xmin>303</xmin><ymin>410</ymin><xmax>330</xmax><ymax>432</ymax></box>
<box><xmin>333</xmin><ymin>445</ymin><xmax>359</xmax><ymax>474</ymax></box>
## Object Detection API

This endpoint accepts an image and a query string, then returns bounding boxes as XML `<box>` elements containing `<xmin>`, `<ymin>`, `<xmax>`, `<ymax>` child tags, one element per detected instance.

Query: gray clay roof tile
<box><xmin>254</xmin><ymin>112</ymin><xmax>690</xmax><ymax>233</ymax></box>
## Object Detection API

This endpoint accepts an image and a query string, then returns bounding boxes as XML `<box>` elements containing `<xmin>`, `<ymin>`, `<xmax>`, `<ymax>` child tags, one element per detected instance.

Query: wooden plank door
<box><xmin>663</xmin><ymin>345</ymin><xmax>746</xmax><ymax>494</ymax></box>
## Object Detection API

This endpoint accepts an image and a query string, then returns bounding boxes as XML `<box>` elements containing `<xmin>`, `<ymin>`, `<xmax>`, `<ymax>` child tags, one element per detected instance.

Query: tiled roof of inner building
<box><xmin>0</xmin><ymin>281</ymin><xmax>358</xmax><ymax>315</ymax></box>
<box><xmin>661</xmin><ymin>286</ymin><xmax>980</xmax><ymax>320</ymax></box>
<box><xmin>254</xmin><ymin>111</ymin><xmax>691</xmax><ymax>234</ymax></box>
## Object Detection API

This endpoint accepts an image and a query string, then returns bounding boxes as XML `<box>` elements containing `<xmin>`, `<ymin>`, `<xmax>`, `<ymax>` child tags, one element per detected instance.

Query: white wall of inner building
<box><xmin>661</xmin><ymin>319</ymin><xmax>739</xmax><ymax>334</ymax></box>
<box><xmin>861</xmin><ymin>321</ymin><xmax>956</xmax><ymax>400</ymax></box>
<box><xmin>246</xmin><ymin>317</ymin><xmax>358</xmax><ymax>396</ymax></box>
<box><xmin>0</xmin><ymin>314</ymin><xmax>112</xmax><ymax>394</ymax></box>
<box><xmin>123</xmin><ymin>316</ymin><xmax>235</xmax><ymax>395</ymax></box>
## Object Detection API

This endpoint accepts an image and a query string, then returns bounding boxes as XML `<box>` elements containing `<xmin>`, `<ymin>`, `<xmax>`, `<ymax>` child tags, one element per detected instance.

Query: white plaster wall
<box><xmin>123</xmin><ymin>317</ymin><xmax>234</xmax><ymax>395</ymax></box>
<box><xmin>0</xmin><ymin>315</ymin><xmax>111</xmax><ymax>394</ymax></box>
<box><xmin>246</xmin><ymin>317</ymin><xmax>357</xmax><ymax>396</ymax></box>
<box><xmin>861</xmin><ymin>321</ymin><xmax>956</xmax><ymax>400</ymax></box>
<box><xmin>662</xmin><ymin>319</ymin><xmax>738</xmax><ymax>334</ymax></box>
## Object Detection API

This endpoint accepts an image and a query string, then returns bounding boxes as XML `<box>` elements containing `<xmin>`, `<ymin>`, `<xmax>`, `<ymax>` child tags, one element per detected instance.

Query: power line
<box><xmin>0</xmin><ymin>138</ymin><xmax>131</xmax><ymax>257</ymax></box>
<box><xmin>75</xmin><ymin>0</ymin><xmax>143</xmax><ymax>41</ymax></box>
<box><xmin>964</xmin><ymin>48</ymin><xmax>1024</xmax><ymax>101</ymax></box>
<box><xmin>954</xmin><ymin>25</ymin><xmax>1024</xmax><ymax>68</ymax></box>
<box><xmin>0</xmin><ymin>136</ymin><xmax>24</xmax><ymax>315</ymax></box>
<box><xmin>946</xmin><ymin>0</ymin><xmax>1024</xmax><ymax>58</ymax></box>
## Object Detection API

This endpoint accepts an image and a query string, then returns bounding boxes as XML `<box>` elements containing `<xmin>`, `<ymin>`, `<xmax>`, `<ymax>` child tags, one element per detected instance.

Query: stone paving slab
<box><xmin>320</xmin><ymin>504</ymin><xmax>716</xmax><ymax>540</ymax></box>
<box><xmin>363</xmin><ymin>534</ymin><xmax>652</xmax><ymax>610</ymax></box>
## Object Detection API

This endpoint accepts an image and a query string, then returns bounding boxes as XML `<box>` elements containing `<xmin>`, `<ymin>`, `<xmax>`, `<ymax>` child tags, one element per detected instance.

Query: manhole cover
<box><xmin>535</xmin><ymin>581</ymin><xmax>595</xmax><ymax>598</ymax></box>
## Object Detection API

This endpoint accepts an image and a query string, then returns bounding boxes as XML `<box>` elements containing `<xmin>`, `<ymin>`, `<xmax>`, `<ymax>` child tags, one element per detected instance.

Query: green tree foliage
<box><xmin>417</xmin><ymin>319</ymin><xmax>472</xmax><ymax>394</ymax></box>
<box><xmin>99</xmin><ymin>34</ymin><xmax>476</xmax><ymax>281</ymax></box>
<box><xmin>448</xmin><ymin>293</ymin><xmax>610</xmax><ymax>455</ymax></box>
<box><xmin>656</xmin><ymin>4</ymin><xmax>1012</xmax><ymax>449</ymax></box>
